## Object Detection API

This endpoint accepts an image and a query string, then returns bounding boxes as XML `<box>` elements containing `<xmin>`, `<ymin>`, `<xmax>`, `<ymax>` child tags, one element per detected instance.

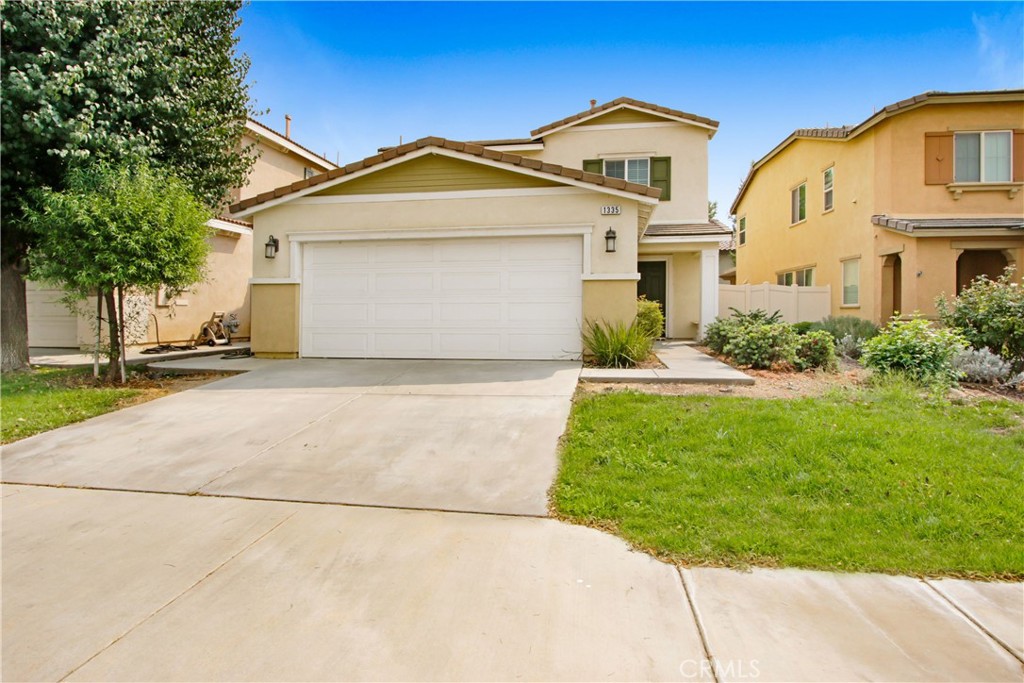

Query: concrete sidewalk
<box><xmin>30</xmin><ymin>342</ymin><xmax>252</xmax><ymax>368</ymax></box>
<box><xmin>580</xmin><ymin>341</ymin><xmax>754</xmax><ymax>384</ymax></box>
<box><xmin>2</xmin><ymin>484</ymin><xmax>1020</xmax><ymax>682</ymax></box>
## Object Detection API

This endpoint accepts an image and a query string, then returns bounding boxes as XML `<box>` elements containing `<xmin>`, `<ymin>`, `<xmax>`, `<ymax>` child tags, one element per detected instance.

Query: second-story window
<box><xmin>823</xmin><ymin>167</ymin><xmax>834</xmax><ymax>212</ymax></box>
<box><xmin>955</xmin><ymin>131</ymin><xmax>1011</xmax><ymax>183</ymax></box>
<box><xmin>604</xmin><ymin>158</ymin><xmax>650</xmax><ymax>185</ymax></box>
<box><xmin>738</xmin><ymin>216</ymin><xmax>747</xmax><ymax>246</ymax></box>
<box><xmin>790</xmin><ymin>183</ymin><xmax>806</xmax><ymax>224</ymax></box>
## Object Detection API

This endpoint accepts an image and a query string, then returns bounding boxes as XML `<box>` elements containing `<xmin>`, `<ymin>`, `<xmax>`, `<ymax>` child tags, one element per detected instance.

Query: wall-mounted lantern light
<box><xmin>604</xmin><ymin>228</ymin><xmax>617</xmax><ymax>253</ymax></box>
<box><xmin>264</xmin><ymin>235</ymin><xmax>280</xmax><ymax>259</ymax></box>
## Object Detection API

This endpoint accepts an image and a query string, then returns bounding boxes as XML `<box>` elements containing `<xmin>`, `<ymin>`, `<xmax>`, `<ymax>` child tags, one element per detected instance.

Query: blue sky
<box><xmin>238</xmin><ymin>1</ymin><xmax>1024</xmax><ymax>218</ymax></box>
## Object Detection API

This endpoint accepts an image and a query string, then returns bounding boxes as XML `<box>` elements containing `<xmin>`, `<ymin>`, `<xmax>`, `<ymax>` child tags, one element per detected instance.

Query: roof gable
<box><xmin>530</xmin><ymin>97</ymin><xmax>719</xmax><ymax>139</ymax></box>
<box><xmin>229</xmin><ymin>136</ymin><xmax>661</xmax><ymax>217</ymax></box>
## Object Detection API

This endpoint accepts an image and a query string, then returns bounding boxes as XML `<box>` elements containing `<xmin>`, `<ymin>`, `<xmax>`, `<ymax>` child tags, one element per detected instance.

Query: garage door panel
<box><xmin>301</xmin><ymin>235</ymin><xmax>583</xmax><ymax>360</ymax></box>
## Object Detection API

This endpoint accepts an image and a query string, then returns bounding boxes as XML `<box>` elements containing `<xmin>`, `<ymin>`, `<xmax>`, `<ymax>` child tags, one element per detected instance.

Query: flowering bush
<box><xmin>795</xmin><ymin>330</ymin><xmax>838</xmax><ymax>371</ymax></box>
<box><xmin>937</xmin><ymin>268</ymin><xmax>1024</xmax><ymax>372</ymax></box>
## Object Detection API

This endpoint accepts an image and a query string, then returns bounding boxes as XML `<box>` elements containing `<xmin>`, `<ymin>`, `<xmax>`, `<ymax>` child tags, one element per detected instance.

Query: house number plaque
<box><xmin>600</xmin><ymin>205</ymin><xmax>621</xmax><ymax>215</ymax></box>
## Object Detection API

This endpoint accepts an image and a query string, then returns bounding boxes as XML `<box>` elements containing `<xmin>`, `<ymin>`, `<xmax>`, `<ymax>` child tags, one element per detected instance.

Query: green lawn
<box><xmin>1</xmin><ymin>367</ymin><xmax>143</xmax><ymax>444</ymax></box>
<box><xmin>553</xmin><ymin>383</ymin><xmax>1024</xmax><ymax>579</ymax></box>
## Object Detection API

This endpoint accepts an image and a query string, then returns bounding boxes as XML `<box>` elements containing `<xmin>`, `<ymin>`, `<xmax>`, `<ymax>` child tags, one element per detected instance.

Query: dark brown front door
<box><xmin>637</xmin><ymin>260</ymin><xmax>667</xmax><ymax>336</ymax></box>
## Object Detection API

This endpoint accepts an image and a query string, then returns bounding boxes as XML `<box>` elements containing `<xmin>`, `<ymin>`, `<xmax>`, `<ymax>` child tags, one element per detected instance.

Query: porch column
<box><xmin>699</xmin><ymin>248</ymin><xmax>719</xmax><ymax>338</ymax></box>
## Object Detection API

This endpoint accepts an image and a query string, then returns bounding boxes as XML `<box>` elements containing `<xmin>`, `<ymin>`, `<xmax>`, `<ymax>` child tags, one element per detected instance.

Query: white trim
<box><xmin>478</xmin><ymin>143</ymin><xmax>545</xmax><ymax>152</ymax></box>
<box><xmin>582</xmin><ymin>273</ymin><xmax>641</xmax><ymax>281</ymax></box>
<box><xmin>291</xmin><ymin>186</ymin><xmax>589</xmax><ymax>205</ymax></box>
<box><xmin>206</xmin><ymin>218</ymin><xmax>252</xmax><ymax>235</ymax></box>
<box><xmin>533</xmin><ymin>104</ymin><xmax>718</xmax><ymax>139</ymax></box>
<box><xmin>249</xmin><ymin>277</ymin><xmax>300</xmax><ymax>285</ymax></box>
<box><xmin>640</xmin><ymin>235</ymin><xmax>726</xmax><ymax>245</ymax></box>
<box><xmin>245</xmin><ymin>120</ymin><xmax>337</xmax><ymax>170</ymax></box>
<box><xmin>699</xmin><ymin>249</ymin><xmax>719</xmax><ymax>338</ymax></box>
<box><xmin>638</xmin><ymin>255</ymin><xmax>672</xmax><ymax>335</ymax></box>
<box><xmin>286</xmin><ymin>224</ymin><xmax>594</xmax><ymax>244</ymax></box>
<box><xmin>230</xmin><ymin>146</ymin><xmax>658</xmax><ymax>218</ymax></box>
<box><xmin>564</xmin><ymin>122</ymin><xmax>683</xmax><ymax>133</ymax></box>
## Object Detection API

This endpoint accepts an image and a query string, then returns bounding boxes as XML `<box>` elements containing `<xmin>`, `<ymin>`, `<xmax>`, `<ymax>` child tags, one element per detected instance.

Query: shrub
<box><xmin>729</xmin><ymin>307</ymin><xmax>783</xmax><ymax>324</ymax></box>
<box><xmin>795</xmin><ymin>330</ymin><xmax>838</xmax><ymax>371</ymax></box>
<box><xmin>811</xmin><ymin>316</ymin><xmax>879</xmax><ymax>359</ymax></box>
<box><xmin>723</xmin><ymin>322</ymin><xmax>798</xmax><ymax>369</ymax></box>
<box><xmin>582</xmin><ymin>319</ymin><xmax>653</xmax><ymax>368</ymax></box>
<box><xmin>937</xmin><ymin>268</ymin><xmax>1024</xmax><ymax>372</ymax></box>
<box><xmin>835</xmin><ymin>333</ymin><xmax>861</xmax><ymax>359</ymax></box>
<box><xmin>861</xmin><ymin>317</ymin><xmax>968</xmax><ymax>382</ymax></box>
<box><xmin>792</xmin><ymin>321</ymin><xmax>814</xmax><ymax>335</ymax></box>
<box><xmin>635</xmin><ymin>297</ymin><xmax>665</xmax><ymax>340</ymax></box>
<box><xmin>702</xmin><ymin>317</ymin><xmax>740</xmax><ymax>354</ymax></box>
<box><xmin>953</xmin><ymin>348</ymin><xmax>1012</xmax><ymax>384</ymax></box>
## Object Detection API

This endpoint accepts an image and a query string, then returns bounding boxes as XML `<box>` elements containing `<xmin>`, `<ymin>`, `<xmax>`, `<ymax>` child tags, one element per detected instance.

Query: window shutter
<box><xmin>1013</xmin><ymin>130</ymin><xmax>1024</xmax><ymax>182</ymax></box>
<box><xmin>582</xmin><ymin>159</ymin><xmax>603</xmax><ymax>175</ymax></box>
<box><xmin>650</xmin><ymin>156</ymin><xmax>671</xmax><ymax>200</ymax></box>
<box><xmin>924</xmin><ymin>132</ymin><xmax>954</xmax><ymax>185</ymax></box>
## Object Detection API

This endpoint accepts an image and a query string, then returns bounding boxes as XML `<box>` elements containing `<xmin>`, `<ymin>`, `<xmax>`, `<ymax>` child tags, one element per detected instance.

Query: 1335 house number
<box><xmin>600</xmin><ymin>205</ymin><xmax>621</xmax><ymax>215</ymax></box>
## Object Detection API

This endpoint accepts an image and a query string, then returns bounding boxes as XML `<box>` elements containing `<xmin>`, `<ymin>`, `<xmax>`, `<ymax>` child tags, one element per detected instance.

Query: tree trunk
<box><xmin>104</xmin><ymin>288</ymin><xmax>122</xmax><ymax>383</ymax></box>
<box><xmin>1</xmin><ymin>261</ymin><xmax>30</xmax><ymax>372</ymax></box>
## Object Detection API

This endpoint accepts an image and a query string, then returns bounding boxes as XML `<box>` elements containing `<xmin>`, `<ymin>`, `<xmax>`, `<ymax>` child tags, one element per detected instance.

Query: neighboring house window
<box><xmin>842</xmin><ymin>259</ymin><xmax>860</xmax><ymax>306</ymax></box>
<box><xmin>823</xmin><ymin>167</ymin><xmax>834</xmax><ymax>212</ymax></box>
<box><xmin>790</xmin><ymin>183</ymin><xmax>806</xmax><ymax>224</ymax></box>
<box><xmin>583</xmin><ymin>157</ymin><xmax>671</xmax><ymax>199</ymax></box>
<box><xmin>303</xmin><ymin>166</ymin><xmax>316</xmax><ymax>179</ymax></box>
<box><xmin>954</xmin><ymin>131</ymin><xmax>1012</xmax><ymax>183</ymax></box>
<box><xmin>777</xmin><ymin>267</ymin><xmax>814</xmax><ymax>286</ymax></box>
<box><xmin>738</xmin><ymin>216</ymin><xmax>746</xmax><ymax>246</ymax></box>
<box><xmin>604</xmin><ymin>158</ymin><xmax>650</xmax><ymax>185</ymax></box>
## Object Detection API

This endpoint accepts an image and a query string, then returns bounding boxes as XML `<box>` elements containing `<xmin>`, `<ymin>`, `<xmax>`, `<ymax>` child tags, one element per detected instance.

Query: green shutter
<box><xmin>650</xmin><ymin>156</ymin><xmax>671</xmax><ymax>200</ymax></box>
<box><xmin>583</xmin><ymin>159</ymin><xmax>603</xmax><ymax>174</ymax></box>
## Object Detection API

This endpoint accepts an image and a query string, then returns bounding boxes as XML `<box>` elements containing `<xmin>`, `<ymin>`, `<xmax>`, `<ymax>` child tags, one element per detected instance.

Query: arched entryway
<box><xmin>957</xmin><ymin>250</ymin><xmax>1009</xmax><ymax>293</ymax></box>
<box><xmin>881</xmin><ymin>254</ymin><xmax>902</xmax><ymax>320</ymax></box>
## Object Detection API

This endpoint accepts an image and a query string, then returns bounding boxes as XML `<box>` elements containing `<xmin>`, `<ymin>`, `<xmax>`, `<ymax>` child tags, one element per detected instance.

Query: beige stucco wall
<box><xmin>236</xmin><ymin>133</ymin><xmax>333</xmax><ymax>202</ymax></box>
<box><xmin>247</xmin><ymin>164</ymin><xmax>649</xmax><ymax>356</ymax></box>
<box><xmin>637</xmin><ymin>244</ymin><xmax>716</xmax><ymax>339</ymax></box>
<box><xmin>527</xmin><ymin>121</ymin><xmax>712</xmax><ymax>225</ymax></box>
<box><xmin>250</xmin><ymin>283</ymin><xmax>300</xmax><ymax>356</ymax></box>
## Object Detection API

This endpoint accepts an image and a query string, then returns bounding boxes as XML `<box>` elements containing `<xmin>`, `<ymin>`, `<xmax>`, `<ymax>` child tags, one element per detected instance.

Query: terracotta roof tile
<box><xmin>872</xmin><ymin>215</ymin><xmax>1024</xmax><ymax>233</ymax></box>
<box><xmin>245</xmin><ymin>119</ymin><xmax>337</xmax><ymax>169</ymax></box>
<box><xmin>229</xmin><ymin>136</ymin><xmax>661</xmax><ymax>214</ymax></box>
<box><xmin>644</xmin><ymin>221</ymin><xmax>733</xmax><ymax>238</ymax></box>
<box><xmin>530</xmin><ymin>97</ymin><xmax>719</xmax><ymax>137</ymax></box>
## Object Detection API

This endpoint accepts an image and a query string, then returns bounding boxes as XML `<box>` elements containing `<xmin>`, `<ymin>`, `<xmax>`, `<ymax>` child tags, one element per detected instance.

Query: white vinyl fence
<box><xmin>719</xmin><ymin>284</ymin><xmax>831</xmax><ymax>323</ymax></box>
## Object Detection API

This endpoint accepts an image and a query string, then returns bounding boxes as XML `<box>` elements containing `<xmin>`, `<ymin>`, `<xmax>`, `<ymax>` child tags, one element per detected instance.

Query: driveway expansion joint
<box><xmin>55</xmin><ymin>510</ymin><xmax>297</xmax><ymax>682</ymax></box>
<box><xmin>921</xmin><ymin>578</ymin><xmax>1024</xmax><ymax>664</ymax></box>
<box><xmin>677</xmin><ymin>566</ymin><xmax>721</xmax><ymax>683</ymax></box>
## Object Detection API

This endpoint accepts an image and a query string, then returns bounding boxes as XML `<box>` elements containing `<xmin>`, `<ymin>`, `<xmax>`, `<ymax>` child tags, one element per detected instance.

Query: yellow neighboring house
<box><xmin>26</xmin><ymin>118</ymin><xmax>337</xmax><ymax>349</ymax></box>
<box><xmin>229</xmin><ymin>98</ymin><xmax>730</xmax><ymax>360</ymax></box>
<box><xmin>731</xmin><ymin>90</ymin><xmax>1024</xmax><ymax>324</ymax></box>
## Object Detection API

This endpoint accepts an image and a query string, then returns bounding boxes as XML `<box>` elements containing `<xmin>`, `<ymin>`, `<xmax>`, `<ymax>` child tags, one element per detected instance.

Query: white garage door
<box><xmin>301</xmin><ymin>235</ymin><xmax>583</xmax><ymax>359</ymax></box>
<box><xmin>27</xmin><ymin>282</ymin><xmax>78</xmax><ymax>348</ymax></box>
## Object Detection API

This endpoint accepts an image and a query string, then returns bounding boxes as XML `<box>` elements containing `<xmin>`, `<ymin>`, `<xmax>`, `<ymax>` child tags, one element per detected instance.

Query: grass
<box><xmin>3</xmin><ymin>366</ymin><xmax>147</xmax><ymax>443</ymax></box>
<box><xmin>553</xmin><ymin>380</ymin><xmax>1024</xmax><ymax>579</ymax></box>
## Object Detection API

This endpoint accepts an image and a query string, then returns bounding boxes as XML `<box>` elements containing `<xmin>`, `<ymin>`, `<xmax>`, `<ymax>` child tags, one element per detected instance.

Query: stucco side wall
<box><xmin>535</xmin><ymin>124</ymin><xmax>710</xmax><ymax>224</ymax></box>
<box><xmin>582</xmin><ymin>280</ymin><xmax>636</xmax><ymax>328</ymax></box>
<box><xmin>251</xmin><ymin>283</ymin><xmax>300</xmax><ymax>356</ymax></box>
<box><xmin>734</xmin><ymin>136</ymin><xmax>877</xmax><ymax>322</ymax></box>
<box><xmin>873</xmin><ymin>102</ymin><xmax>1024</xmax><ymax>217</ymax></box>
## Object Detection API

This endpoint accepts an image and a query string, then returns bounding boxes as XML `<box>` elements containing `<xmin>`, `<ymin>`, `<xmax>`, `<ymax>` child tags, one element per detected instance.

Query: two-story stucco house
<box><xmin>230</xmin><ymin>97</ymin><xmax>729</xmax><ymax>360</ymax></box>
<box><xmin>731</xmin><ymin>90</ymin><xmax>1024</xmax><ymax>324</ymax></box>
<box><xmin>27</xmin><ymin>118</ymin><xmax>337</xmax><ymax>349</ymax></box>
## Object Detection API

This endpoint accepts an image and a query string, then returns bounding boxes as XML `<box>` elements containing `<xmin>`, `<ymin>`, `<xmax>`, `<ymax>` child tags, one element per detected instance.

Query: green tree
<box><xmin>26</xmin><ymin>162</ymin><xmax>211</xmax><ymax>382</ymax></box>
<box><xmin>1</xmin><ymin>0</ymin><xmax>256</xmax><ymax>371</ymax></box>
<box><xmin>708</xmin><ymin>200</ymin><xmax>718</xmax><ymax>222</ymax></box>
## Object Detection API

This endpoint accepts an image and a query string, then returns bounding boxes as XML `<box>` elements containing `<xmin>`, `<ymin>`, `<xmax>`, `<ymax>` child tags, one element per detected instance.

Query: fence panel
<box><xmin>718</xmin><ymin>284</ymin><xmax>831</xmax><ymax>323</ymax></box>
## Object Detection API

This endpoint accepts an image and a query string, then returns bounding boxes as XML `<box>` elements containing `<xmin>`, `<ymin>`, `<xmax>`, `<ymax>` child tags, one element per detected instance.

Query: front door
<box><xmin>637</xmin><ymin>260</ymin><xmax>667</xmax><ymax>336</ymax></box>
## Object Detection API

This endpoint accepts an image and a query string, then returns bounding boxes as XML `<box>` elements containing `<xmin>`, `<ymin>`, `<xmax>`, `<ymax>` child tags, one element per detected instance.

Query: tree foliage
<box><xmin>0</xmin><ymin>0</ymin><xmax>256</xmax><ymax>369</ymax></box>
<box><xmin>26</xmin><ymin>162</ymin><xmax>211</xmax><ymax>381</ymax></box>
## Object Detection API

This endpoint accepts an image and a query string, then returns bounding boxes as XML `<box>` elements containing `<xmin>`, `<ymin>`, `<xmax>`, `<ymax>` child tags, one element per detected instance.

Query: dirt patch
<box><xmin>582</xmin><ymin>353</ymin><xmax>667</xmax><ymax>370</ymax></box>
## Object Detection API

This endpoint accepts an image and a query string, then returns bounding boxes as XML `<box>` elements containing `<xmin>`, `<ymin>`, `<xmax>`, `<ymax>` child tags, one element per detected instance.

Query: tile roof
<box><xmin>465</xmin><ymin>137</ymin><xmax>537</xmax><ymax>146</ymax></box>
<box><xmin>213</xmin><ymin>215</ymin><xmax>253</xmax><ymax>228</ymax></box>
<box><xmin>730</xmin><ymin>89</ymin><xmax>1024</xmax><ymax>215</ymax></box>
<box><xmin>230</xmin><ymin>136</ymin><xmax>661</xmax><ymax>214</ymax></box>
<box><xmin>530</xmin><ymin>97</ymin><xmax>719</xmax><ymax>138</ymax></box>
<box><xmin>245</xmin><ymin>119</ymin><xmax>337</xmax><ymax>169</ymax></box>
<box><xmin>872</xmin><ymin>215</ymin><xmax>1024</xmax><ymax>233</ymax></box>
<box><xmin>643</xmin><ymin>220</ymin><xmax>732</xmax><ymax>238</ymax></box>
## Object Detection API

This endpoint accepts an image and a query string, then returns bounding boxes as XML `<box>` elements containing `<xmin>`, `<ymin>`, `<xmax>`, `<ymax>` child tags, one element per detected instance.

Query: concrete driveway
<box><xmin>3</xmin><ymin>359</ymin><xmax>1022</xmax><ymax>681</ymax></box>
<box><xmin>2</xmin><ymin>359</ymin><xmax>580</xmax><ymax>515</ymax></box>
